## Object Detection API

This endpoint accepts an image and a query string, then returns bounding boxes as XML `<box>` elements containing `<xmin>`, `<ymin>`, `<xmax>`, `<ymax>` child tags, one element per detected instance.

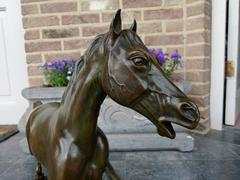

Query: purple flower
<box><xmin>148</xmin><ymin>48</ymin><xmax>168</xmax><ymax>64</ymax></box>
<box><xmin>58</xmin><ymin>69</ymin><xmax>64</xmax><ymax>74</ymax></box>
<box><xmin>157</xmin><ymin>50</ymin><xmax>166</xmax><ymax>64</ymax></box>
<box><xmin>148</xmin><ymin>48</ymin><xmax>183</xmax><ymax>77</ymax></box>
<box><xmin>171</xmin><ymin>50</ymin><xmax>181</xmax><ymax>61</ymax></box>
<box><xmin>63</xmin><ymin>59</ymin><xmax>68</xmax><ymax>66</ymax></box>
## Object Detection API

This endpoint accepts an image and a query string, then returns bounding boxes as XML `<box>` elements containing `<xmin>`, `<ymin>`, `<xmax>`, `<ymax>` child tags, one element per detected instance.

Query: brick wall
<box><xmin>21</xmin><ymin>0</ymin><xmax>211</xmax><ymax>133</ymax></box>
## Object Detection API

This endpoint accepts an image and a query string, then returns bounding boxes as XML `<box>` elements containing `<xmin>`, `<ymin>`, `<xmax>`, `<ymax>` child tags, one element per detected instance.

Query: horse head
<box><xmin>102</xmin><ymin>9</ymin><xmax>200</xmax><ymax>139</ymax></box>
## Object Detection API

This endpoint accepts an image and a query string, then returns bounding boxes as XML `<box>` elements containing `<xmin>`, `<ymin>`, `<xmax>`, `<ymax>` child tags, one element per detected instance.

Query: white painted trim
<box><xmin>210</xmin><ymin>0</ymin><xmax>227</xmax><ymax>130</ymax></box>
<box><xmin>225</xmin><ymin>0</ymin><xmax>240</xmax><ymax>126</ymax></box>
<box><xmin>0</xmin><ymin>0</ymin><xmax>29</xmax><ymax>124</ymax></box>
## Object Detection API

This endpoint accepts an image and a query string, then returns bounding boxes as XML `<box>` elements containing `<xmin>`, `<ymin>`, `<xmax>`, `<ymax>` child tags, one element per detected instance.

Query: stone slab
<box><xmin>21</xmin><ymin>87</ymin><xmax>65</xmax><ymax>101</ymax></box>
<box><xmin>107</xmin><ymin>133</ymin><xmax>194</xmax><ymax>152</ymax></box>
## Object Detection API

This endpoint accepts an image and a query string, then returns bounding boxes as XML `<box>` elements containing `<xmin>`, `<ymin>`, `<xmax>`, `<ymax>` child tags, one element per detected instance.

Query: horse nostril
<box><xmin>179</xmin><ymin>102</ymin><xmax>198</xmax><ymax>122</ymax></box>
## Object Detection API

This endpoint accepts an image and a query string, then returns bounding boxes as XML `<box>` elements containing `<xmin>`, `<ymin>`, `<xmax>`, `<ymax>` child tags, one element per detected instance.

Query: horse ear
<box><xmin>130</xmin><ymin>19</ymin><xmax>137</xmax><ymax>32</ymax></box>
<box><xmin>109</xmin><ymin>9</ymin><xmax>122</xmax><ymax>39</ymax></box>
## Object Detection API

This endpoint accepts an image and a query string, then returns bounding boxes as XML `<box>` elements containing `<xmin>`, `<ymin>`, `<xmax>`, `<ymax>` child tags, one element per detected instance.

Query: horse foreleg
<box><xmin>35</xmin><ymin>162</ymin><xmax>44</xmax><ymax>180</ymax></box>
<box><xmin>105</xmin><ymin>162</ymin><xmax>120</xmax><ymax>180</ymax></box>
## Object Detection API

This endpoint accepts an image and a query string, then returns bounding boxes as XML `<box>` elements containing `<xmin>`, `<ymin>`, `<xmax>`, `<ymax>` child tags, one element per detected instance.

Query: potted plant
<box><xmin>41</xmin><ymin>59</ymin><xmax>77</xmax><ymax>87</ymax></box>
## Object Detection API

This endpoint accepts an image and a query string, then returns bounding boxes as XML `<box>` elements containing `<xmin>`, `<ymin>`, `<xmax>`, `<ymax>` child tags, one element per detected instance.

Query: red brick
<box><xmin>21</xmin><ymin>4</ymin><xmax>39</xmax><ymax>15</ymax></box>
<box><xmin>199</xmin><ymin>107</ymin><xmax>210</xmax><ymax>119</ymax></box>
<box><xmin>186</xmin><ymin>31</ymin><xmax>210</xmax><ymax>44</ymax></box>
<box><xmin>26</xmin><ymin>54</ymin><xmax>42</xmax><ymax>64</ymax></box>
<box><xmin>186</xmin><ymin>44</ymin><xmax>211</xmax><ymax>57</ymax></box>
<box><xmin>145</xmin><ymin>35</ymin><xmax>183</xmax><ymax>46</ymax></box>
<box><xmin>25</xmin><ymin>41</ymin><xmax>61</xmax><ymax>52</ymax></box>
<box><xmin>186</xmin><ymin>0</ymin><xmax>204</xmax><ymax>4</ymax></box>
<box><xmin>42</xmin><ymin>28</ymin><xmax>79</xmax><ymax>39</ymax></box>
<box><xmin>29</xmin><ymin>78</ymin><xmax>44</xmax><ymax>87</ymax></box>
<box><xmin>24</xmin><ymin>30</ymin><xmax>40</xmax><ymax>40</ymax></box>
<box><xmin>40</xmin><ymin>2</ymin><xmax>77</xmax><ymax>13</ymax></box>
<box><xmin>123</xmin><ymin>0</ymin><xmax>162</xmax><ymax>8</ymax></box>
<box><xmin>187</xmin><ymin>3</ymin><xmax>210</xmax><ymax>17</ymax></box>
<box><xmin>28</xmin><ymin>65</ymin><xmax>42</xmax><ymax>76</ymax></box>
<box><xmin>62</xmin><ymin>14</ymin><xmax>100</xmax><ymax>25</ymax></box>
<box><xmin>185</xmin><ymin>58</ymin><xmax>210</xmax><ymax>69</ymax></box>
<box><xmin>190</xmin><ymin>83</ymin><xmax>210</xmax><ymax>96</ymax></box>
<box><xmin>82</xmin><ymin>26</ymin><xmax>108</xmax><ymax>37</ymax></box>
<box><xmin>188</xmin><ymin>95</ymin><xmax>210</xmax><ymax>108</ymax></box>
<box><xmin>122</xmin><ymin>11</ymin><xmax>142</xmax><ymax>22</ymax></box>
<box><xmin>164</xmin><ymin>0</ymin><xmax>183</xmax><ymax>6</ymax></box>
<box><xmin>165</xmin><ymin>20</ymin><xmax>183</xmax><ymax>32</ymax></box>
<box><xmin>23</xmin><ymin>16</ymin><xmax>59</xmax><ymax>28</ymax></box>
<box><xmin>138</xmin><ymin>22</ymin><xmax>162</xmax><ymax>34</ymax></box>
<box><xmin>185</xmin><ymin>71</ymin><xmax>210</xmax><ymax>82</ymax></box>
<box><xmin>144</xmin><ymin>8</ymin><xmax>183</xmax><ymax>20</ymax></box>
<box><xmin>64</xmin><ymin>39</ymin><xmax>92</xmax><ymax>50</ymax></box>
<box><xmin>44</xmin><ymin>52</ymin><xmax>81</xmax><ymax>62</ymax></box>
<box><xmin>102</xmin><ymin>12</ymin><xmax>115</xmax><ymax>22</ymax></box>
<box><xmin>102</xmin><ymin>11</ymin><xmax>141</xmax><ymax>23</ymax></box>
<box><xmin>186</xmin><ymin>16</ymin><xmax>210</xmax><ymax>31</ymax></box>
<box><xmin>81</xmin><ymin>0</ymin><xmax>119</xmax><ymax>11</ymax></box>
<box><xmin>21</xmin><ymin>0</ymin><xmax>51</xmax><ymax>4</ymax></box>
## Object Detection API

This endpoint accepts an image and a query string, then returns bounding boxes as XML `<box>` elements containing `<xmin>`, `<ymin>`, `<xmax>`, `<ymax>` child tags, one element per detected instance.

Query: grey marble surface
<box><xmin>1</xmin><ymin>128</ymin><xmax>240</xmax><ymax>180</ymax></box>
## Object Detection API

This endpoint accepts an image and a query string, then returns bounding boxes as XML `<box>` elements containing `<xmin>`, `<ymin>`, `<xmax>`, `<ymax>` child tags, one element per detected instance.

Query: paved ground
<box><xmin>0</xmin><ymin>128</ymin><xmax>240</xmax><ymax>180</ymax></box>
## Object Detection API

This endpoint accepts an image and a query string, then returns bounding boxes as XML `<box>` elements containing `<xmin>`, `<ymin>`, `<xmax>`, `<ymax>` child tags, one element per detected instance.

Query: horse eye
<box><xmin>132</xmin><ymin>57</ymin><xmax>147</xmax><ymax>66</ymax></box>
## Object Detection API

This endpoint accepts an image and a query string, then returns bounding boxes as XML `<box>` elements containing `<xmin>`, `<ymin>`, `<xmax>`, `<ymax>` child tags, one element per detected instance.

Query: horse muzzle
<box><xmin>130</xmin><ymin>90</ymin><xmax>200</xmax><ymax>139</ymax></box>
<box><xmin>177</xmin><ymin>101</ymin><xmax>200</xmax><ymax>128</ymax></box>
<box><xmin>157</xmin><ymin>99</ymin><xmax>200</xmax><ymax>139</ymax></box>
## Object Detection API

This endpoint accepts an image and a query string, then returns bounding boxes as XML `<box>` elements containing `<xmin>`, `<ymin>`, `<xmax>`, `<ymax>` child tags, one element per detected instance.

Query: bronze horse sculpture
<box><xmin>26</xmin><ymin>9</ymin><xmax>200</xmax><ymax>180</ymax></box>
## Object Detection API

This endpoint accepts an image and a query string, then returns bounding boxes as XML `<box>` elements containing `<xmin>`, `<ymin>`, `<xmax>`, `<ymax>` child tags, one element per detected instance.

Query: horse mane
<box><xmin>85</xmin><ymin>33</ymin><xmax>106</xmax><ymax>58</ymax></box>
<box><xmin>60</xmin><ymin>33</ymin><xmax>107</xmax><ymax>104</ymax></box>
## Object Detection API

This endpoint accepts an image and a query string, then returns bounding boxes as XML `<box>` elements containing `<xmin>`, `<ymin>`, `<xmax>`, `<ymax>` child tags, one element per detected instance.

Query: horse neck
<box><xmin>59</xmin><ymin>57</ymin><xmax>106</xmax><ymax>143</ymax></box>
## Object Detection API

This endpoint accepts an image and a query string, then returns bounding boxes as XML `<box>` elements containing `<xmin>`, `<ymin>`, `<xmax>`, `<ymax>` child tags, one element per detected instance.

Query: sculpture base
<box><xmin>107</xmin><ymin>133</ymin><xmax>194</xmax><ymax>152</ymax></box>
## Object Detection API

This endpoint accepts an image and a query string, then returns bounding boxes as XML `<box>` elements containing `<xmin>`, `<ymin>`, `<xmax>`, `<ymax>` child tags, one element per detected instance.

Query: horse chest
<box><xmin>48</xmin><ymin>137</ymin><xmax>90</xmax><ymax>179</ymax></box>
<box><xmin>48</xmin><ymin>138</ymin><xmax>102</xmax><ymax>180</ymax></box>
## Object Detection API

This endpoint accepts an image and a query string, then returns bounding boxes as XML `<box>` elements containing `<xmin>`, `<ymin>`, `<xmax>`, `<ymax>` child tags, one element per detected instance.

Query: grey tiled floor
<box><xmin>0</xmin><ymin>129</ymin><xmax>240</xmax><ymax>180</ymax></box>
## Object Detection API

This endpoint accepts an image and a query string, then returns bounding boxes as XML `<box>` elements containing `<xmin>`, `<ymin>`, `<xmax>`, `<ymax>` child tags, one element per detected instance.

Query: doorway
<box><xmin>211</xmin><ymin>0</ymin><xmax>240</xmax><ymax>130</ymax></box>
<box><xmin>224</xmin><ymin>0</ymin><xmax>240</xmax><ymax>128</ymax></box>
<box><xmin>0</xmin><ymin>0</ymin><xmax>28</xmax><ymax>124</ymax></box>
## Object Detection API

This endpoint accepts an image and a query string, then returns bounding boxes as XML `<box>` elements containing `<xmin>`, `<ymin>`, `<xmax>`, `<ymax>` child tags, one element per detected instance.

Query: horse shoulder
<box><xmin>28</xmin><ymin>102</ymin><xmax>59</xmax><ymax>126</ymax></box>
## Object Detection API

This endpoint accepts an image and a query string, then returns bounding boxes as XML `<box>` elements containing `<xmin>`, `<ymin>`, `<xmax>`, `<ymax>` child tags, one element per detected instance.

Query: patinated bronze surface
<box><xmin>26</xmin><ymin>9</ymin><xmax>200</xmax><ymax>180</ymax></box>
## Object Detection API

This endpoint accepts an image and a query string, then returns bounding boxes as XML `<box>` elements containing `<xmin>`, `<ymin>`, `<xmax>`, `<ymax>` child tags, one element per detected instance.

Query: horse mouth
<box><xmin>157</xmin><ymin>121</ymin><xmax>176</xmax><ymax>139</ymax></box>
